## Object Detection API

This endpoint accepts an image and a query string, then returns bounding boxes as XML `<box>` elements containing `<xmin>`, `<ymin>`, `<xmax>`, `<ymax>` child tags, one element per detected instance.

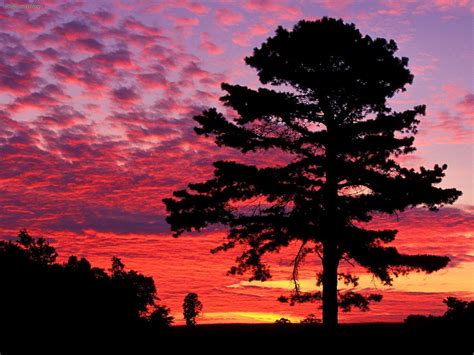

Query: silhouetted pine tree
<box><xmin>163</xmin><ymin>17</ymin><xmax>462</xmax><ymax>329</ymax></box>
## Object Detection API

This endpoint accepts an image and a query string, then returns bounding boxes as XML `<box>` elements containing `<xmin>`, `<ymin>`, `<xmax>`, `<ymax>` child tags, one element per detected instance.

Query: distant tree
<box><xmin>301</xmin><ymin>313</ymin><xmax>321</xmax><ymax>325</ymax></box>
<box><xmin>163</xmin><ymin>17</ymin><xmax>461</xmax><ymax>330</ymax></box>
<box><xmin>183</xmin><ymin>292</ymin><xmax>203</xmax><ymax>327</ymax></box>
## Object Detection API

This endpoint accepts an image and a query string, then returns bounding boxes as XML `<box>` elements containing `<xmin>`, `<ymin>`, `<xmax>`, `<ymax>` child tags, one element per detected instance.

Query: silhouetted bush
<box><xmin>301</xmin><ymin>313</ymin><xmax>321</xmax><ymax>325</ymax></box>
<box><xmin>405</xmin><ymin>297</ymin><xmax>474</xmax><ymax>327</ymax></box>
<box><xmin>0</xmin><ymin>229</ymin><xmax>173</xmax><ymax>349</ymax></box>
<box><xmin>275</xmin><ymin>317</ymin><xmax>291</xmax><ymax>325</ymax></box>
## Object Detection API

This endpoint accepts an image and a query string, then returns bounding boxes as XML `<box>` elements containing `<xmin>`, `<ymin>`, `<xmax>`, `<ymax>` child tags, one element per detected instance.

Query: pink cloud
<box><xmin>82</xmin><ymin>49</ymin><xmax>135</xmax><ymax>71</ymax></box>
<box><xmin>377</xmin><ymin>0</ymin><xmax>412</xmax><ymax>16</ymax></box>
<box><xmin>51</xmin><ymin>59</ymin><xmax>107</xmax><ymax>91</ymax></box>
<box><xmin>9</xmin><ymin>84</ymin><xmax>69</xmax><ymax>112</ymax></box>
<box><xmin>200</xmin><ymin>32</ymin><xmax>224</xmax><ymax>55</ymax></box>
<box><xmin>148</xmin><ymin>0</ymin><xmax>209</xmax><ymax>14</ymax></box>
<box><xmin>153</xmin><ymin>97</ymin><xmax>195</xmax><ymax>117</ymax></box>
<box><xmin>53</xmin><ymin>20</ymin><xmax>93</xmax><ymax>40</ymax></box>
<box><xmin>456</xmin><ymin>93</ymin><xmax>474</xmax><ymax>118</ymax></box>
<box><xmin>37</xmin><ymin>105</ymin><xmax>86</xmax><ymax>129</ymax></box>
<box><xmin>123</xmin><ymin>17</ymin><xmax>162</xmax><ymax>36</ymax></box>
<box><xmin>111</xmin><ymin>86</ymin><xmax>141</xmax><ymax>106</ymax></box>
<box><xmin>414</xmin><ymin>0</ymin><xmax>472</xmax><ymax>13</ymax></box>
<box><xmin>35</xmin><ymin>47</ymin><xmax>60</xmax><ymax>61</ymax></box>
<box><xmin>215</xmin><ymin>8</ymin><xmax>244</xmax><ymax>26</ymax></box>
<box><xmin>181</xmin><ymin>61</ymin><xmax>209</xmax><ymax>80</ymax></box>
<box><xmin>137</xmin><ymin>72</ymin><xmax>169</xmax><ymax>89</ymax></box>
<box><xmin>243</xmin><ymin>0</ymin><xmax>302</xmax><ymax>21</ymax></box>
<box><xmin>179</xmin><ymin>0</ymin><xmax>210</xmax><ymax>15</ymax></box>
<box><xmin>0</xmin><ymin>46</ymin><xmax>41</xmax><ymax>95</ymax></box>
<box><xmin>428</xmin><ymin>110</ymin><xmax>473</xmax><ymax>145</ymax></box>
<box><xmin>172</xmin><ymin>17</ymin><xmax>200</xmax><ymax>27</ymax></box>
<box><xmin>0</xmin><ymin>8</ymin><xmax>58</xmax><ymax>34</ymax></box>
<box><xmin>87</xmin><ymin>10</ymin><xmax>116</xmax><ymax>24</ymax></box>
<box><xmin>73</xmin><ymin>38</ymin><xmax>104</xmax><ymax>53</ymax></box>
<box><xmin>232</xmin><ymin>24</ymin><xmax>270</xmax><ymax>47</ymax></box>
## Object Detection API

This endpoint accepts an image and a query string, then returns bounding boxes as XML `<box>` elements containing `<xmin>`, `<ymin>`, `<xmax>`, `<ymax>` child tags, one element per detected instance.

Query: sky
<box><xmin>0</xmin><ymin>0</ymin><xmax>472</xmax><ymax>324</ymax></box>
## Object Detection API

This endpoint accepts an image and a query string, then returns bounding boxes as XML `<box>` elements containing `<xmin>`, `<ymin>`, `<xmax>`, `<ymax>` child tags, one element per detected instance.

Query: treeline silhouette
<box><xmin>0</xmin><ymin>230</ymin><xmax>173</xmax><ymax>353</ymax></box>
<box><xmin>0</xmin><ymin>229</ymin><xmax>472</xmax><ymax>354</ymax></box>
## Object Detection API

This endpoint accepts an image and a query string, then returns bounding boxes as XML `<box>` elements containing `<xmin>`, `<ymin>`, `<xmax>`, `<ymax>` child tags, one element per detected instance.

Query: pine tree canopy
<box><xmin>163</xmin><ymin>17</ymin><xmax>462</xmax><ymax>315</ymax></box>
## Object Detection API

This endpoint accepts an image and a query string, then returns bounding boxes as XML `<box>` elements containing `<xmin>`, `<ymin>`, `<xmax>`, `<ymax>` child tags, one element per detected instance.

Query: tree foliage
<box><xmin>163</xmin><ymin>17</ymin><xmax>461</xmax><ymax>327</ymax></box>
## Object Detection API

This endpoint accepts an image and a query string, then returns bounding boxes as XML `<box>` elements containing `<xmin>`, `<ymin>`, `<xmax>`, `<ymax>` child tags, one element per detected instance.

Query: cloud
<box><xmin>123</xmin><ymin>17</ymin><xmax>162</xmax><ymax>36</ymax></box>
<box><xmin>415</xmin><ymin>0</ymin><xmax>473</xmax><ymax>13</ymax></box>
<box><xmin>171</xmin><ymin>17</ymin><xmax>200</xmax><ymax>27</ymax></box>
<box><xmin>146</xmin><ymin>0</ymin><xmax>209</xmax><ymax>14</ymax></box>
<box><xmin>244</xmin><ymin>0</ymin><xmax>300</xmax><ymax>14</ymax></box>
<box><xmin>82</xmin><ymin>49</ymin><xmax>135</xmax><ymax>71</ymax></box>
<box><xmin>200</xmin><ymin>32</ymin><xmax>224</xmax><ymax>55</ymax></box>
<box><xmin>215</xmin><ymin>8</ymin><xmax>244</xmax><ymax>26</ymax></box>
<box><xmin>178</xmin><ymin>0</ymin><xmax>210</xmax><ymax>15</ymax></box>
<box><xmin>376</xmin><ymin>0</ymin><xmax>473</xmax><ymax>15</ymax></box>
<box><xmin>111</xmin><ymin>86</ymin><xmax>141</xmax><ymax>106</ymax></box>
<box><xmin>35</xmin><ymin>47</ymin><xmax>60</xmax><ymax>61</ymax></box>
<box><xmin>53</xmin><ymin>20</ymin><xmax>93</xmax><ymax>40</ymax></box>
<box><xmin>50</xmin><ymin>59</ymin><xmax>107</xmax><ymax>91</ymax></box>
<box><xmin>232</xmin><ymin>24</ymin><xmax>271</xmax><ymax>47</ymax></box>
<box><xmin>137</xmin><ymin>72</ymin><xmax>169</xmax><ymax>89</ymax></box>
<box><xmin>456</xmin><ymin>93</ymin><xmax>474</xmax><ymax>119</ymax></box>
<box><xmin>37</xmin><ymin>105</ymin><xmax>86</xmax><ymax>129</ymax></box>
<box><xmin>0</xmin><ymin>43</ymin><xmax>41</xmax><ymax>95</ymax></box>
<box><xmin>181</xmin><ymin>61</ymin><xmax>209</xmax><ymax>80</ymax></box>
<box><xmin>431</xmin><ymin>111</ymin><xmax>473</xmax><ymax>144</ymax></box>
<box><xmin>73</xmin><ymin>38</ymin><xmax>104</xmax><ymax>53</ymax></box>
<box><xmin>9</xmin><ymin>83</ymin><xmax>69</xmax><ymax>112</ymax></box>
<box><xmin>421</xmin><ymin>89</ymin><xmax>474</xmax><ymax>145</ymax></box>
<box><xmin>86</xmin><ymin>9</ymin><xmax>117</xmax><ymax>24</ymax></box>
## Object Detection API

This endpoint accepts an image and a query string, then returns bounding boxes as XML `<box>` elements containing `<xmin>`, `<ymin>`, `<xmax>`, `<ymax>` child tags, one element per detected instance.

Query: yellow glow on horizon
<box><xmin>228</xmin><ymin>262</ymin><xmax>474</xmax><ymax>294</ymax></box>
<box><xmin>201</xmin><ymin>312</ymin><xmax>302</xmax><ymax>324</ymax></box>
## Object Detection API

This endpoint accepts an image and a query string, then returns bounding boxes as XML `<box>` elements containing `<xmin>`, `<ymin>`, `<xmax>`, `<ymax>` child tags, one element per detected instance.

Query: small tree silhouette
<box><xmin>183</xmin><ymin>292</ymin><xmax>203</xmax><ymax>327</ymax></box>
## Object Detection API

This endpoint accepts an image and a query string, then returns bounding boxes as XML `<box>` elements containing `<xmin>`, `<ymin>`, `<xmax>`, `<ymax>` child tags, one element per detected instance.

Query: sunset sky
<box><xmin>0</xmin><ymin>0</ymin><xmax>472</xmax><ymax>324</ymax></box>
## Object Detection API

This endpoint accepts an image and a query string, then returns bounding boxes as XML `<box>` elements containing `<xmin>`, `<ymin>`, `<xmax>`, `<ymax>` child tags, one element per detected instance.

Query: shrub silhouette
<box><xmin>405</xmin><ymin>297</ymin><xmax>474</xmax><ymax>327</ymax></box>
<box><xmin>301</xmin><ymin>313</ymin><xmax>321</xmax><ymax>325</ymax></box>
<box><xmin>0</xmin><ymin>229</ymin><xmax>172</xmax><ymax>348</ymax></box>
<box><xmin>275</xmin><ymin>317</ymin><xmax>291</xmax><ymax>325</ymax></box>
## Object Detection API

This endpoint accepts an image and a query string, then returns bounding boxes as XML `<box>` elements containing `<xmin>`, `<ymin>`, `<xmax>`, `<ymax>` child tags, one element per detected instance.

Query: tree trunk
<box><xmin>322</xmin><ymin>122</ymin><xmax>339</xmax><ymax>330</ymax></box>
<box><xmin>322</xmin><ymin>239</ymin><xmax>339</xmax><ymax>331</ymax></box>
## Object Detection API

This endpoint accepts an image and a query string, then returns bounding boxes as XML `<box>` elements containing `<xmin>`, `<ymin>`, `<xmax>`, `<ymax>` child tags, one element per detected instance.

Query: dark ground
<box><xmin>1</xmin><ymin>322</ymin><xmax>472</xmax><ymax>354</ymax></box>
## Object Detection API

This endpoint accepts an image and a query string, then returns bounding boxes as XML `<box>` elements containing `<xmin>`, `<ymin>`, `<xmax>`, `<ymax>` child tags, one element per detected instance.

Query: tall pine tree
<box><xmin>163</xmin><ymin>18</ymin><xmax>462</xmax><ymax>329</ymax></box>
